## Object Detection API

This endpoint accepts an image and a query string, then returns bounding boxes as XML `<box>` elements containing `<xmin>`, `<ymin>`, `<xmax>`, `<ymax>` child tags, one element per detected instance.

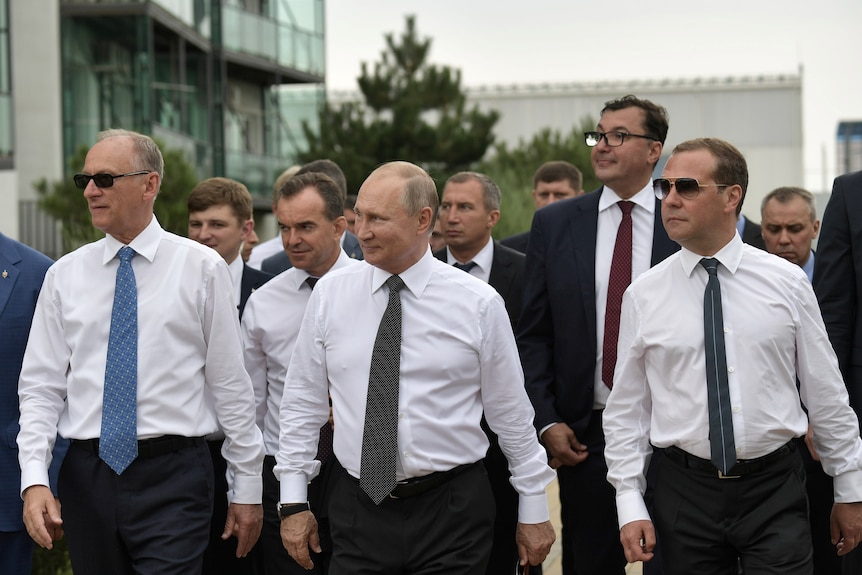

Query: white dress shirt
<box><xmin>241</xmin><ymin>250</ymin><xmax>358</xmax><ymax>456</ymax></box>
<box><xmin>593</xmin><ymin>183</ymin><xmax>656</xmax><ymax>408</ymax></box>
<box><xmin>275</xmin><ymin>249</ymin><xmax>555</xmax><ymax>523</ymax></box>
<box><xmin>604</xmin><ymin>234</ymin><xmax>862</xmax><ymax>528</ymax></box>
<box><xmin>444</xmin><ymin>236</ymin><xmax>493</xmax><ymax>284</ymax></box>
<box><xmin>17</xmin><ymin>217</ymin><xmax>264</xmax><ymax>503</ymax></box>
<box><xmin>228</xmin><ymin>253</ymin><xmax>243</xmax><ymax>307</ymax></box>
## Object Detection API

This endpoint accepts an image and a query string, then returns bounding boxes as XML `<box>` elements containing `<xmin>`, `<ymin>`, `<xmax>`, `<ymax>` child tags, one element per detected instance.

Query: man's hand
<box><xmin>619</xmin><ymin>520</ymin><xmax>656</xmax><ymax>563</ymax></box>
<box><xmin>280</xmin><ymin>510</ymin><xmax>321</xmax><ymax>570</ymax></box>
<box><xmin>22</xmin><ymin>485</ymin><xmax>63</xmax><ymax>549</ymax></box>
<box><xmin>516</xmin><ymin>521</ymin><xmax>556</xmax><ymax>568</ymax></box>
<box><xmin>804</xmin><ymin>425</ymin><xmax>821</xmax><ymax>462</ymax></box>
<box><xmin>222</xmin><ymin>503</ymin><xmax>263</xmax><ymax>558</ymax></box>
<box><xmin>541</xmin><ymin>423</ymin><xmax>588</xmax><ymax>468</ymax></box>
<box><xmin>831</xmin><ymin>501</ymin><xmax>862</xmax><ymax>556</ymax></box>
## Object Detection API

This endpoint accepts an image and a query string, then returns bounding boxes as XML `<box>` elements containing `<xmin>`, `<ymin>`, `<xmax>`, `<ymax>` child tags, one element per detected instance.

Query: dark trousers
<box><xmin>328</xmin><ymin>461</ymin><xmax>495</xmax><ymax>575</ymax></box>
<box><xmin>59</xmin><ymin>438</ymin><xmax>213</xmax><ymax>575</ymax></box>
<box><xmin>654</xmin><ymin>443</ymin><xmax>812</xmax><ymax>575</ymax></box>
<box><xmin>261</xmin><ymin>455</ymin><xmax>331</xmax><ymax>574</ymax></box>
<box><xmin>797</xmin><ymin>438</ymin><xmax>842</xmax><ymax>574</ymax></box>
<box><xmin>482</xmin><ymin>418</ymin><xmax>542</xmax><ymax>575</ymax></box>
<box><xmin>203</xmin><ymin>440</ymin><xmax>261</xmax><ymax>575</ymax></box>
<box><xmin>557</xmin><ymin>411</ymin><xmax>628</xmax><ymax>575</ymax></box>
<box><xmin>0</xmin><ymin>530</ymin><xmax>35</xmax><ymax>575</ymax></box>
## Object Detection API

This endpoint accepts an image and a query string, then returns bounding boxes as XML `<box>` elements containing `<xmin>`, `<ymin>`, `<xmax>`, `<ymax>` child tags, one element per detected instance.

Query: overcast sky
<box><xmin>324</xmin><ymin>0</ymin><xmax>862</xmax><ymax>192</ymax></box>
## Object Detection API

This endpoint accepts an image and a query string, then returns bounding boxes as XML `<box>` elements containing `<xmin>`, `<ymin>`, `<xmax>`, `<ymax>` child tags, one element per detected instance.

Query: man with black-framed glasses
<box><xmin>17</xmin><ymin>129</ymin><xmax>265</xmax><ymax>575</ymax></box>
<box><xmin>604</xmin><ymin>137</ymin><xmax>862</xmax><ymax>574</ymax></box>
<box><xmin>518</xmin><ymin>94</ymin><xmax>677</xmax><ymax>575</ymax></box>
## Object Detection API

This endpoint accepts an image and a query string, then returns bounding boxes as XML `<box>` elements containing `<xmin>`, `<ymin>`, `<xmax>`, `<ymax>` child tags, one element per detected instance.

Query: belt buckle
<box><xmin>717</xmin><ymin>469</ymin><xmax>741</xmax><ymax>479</ymax></box>
<box><xmin>388</xmin><ymin>479</ymin><xmax>409</xmax><ymax>499</ymax></box>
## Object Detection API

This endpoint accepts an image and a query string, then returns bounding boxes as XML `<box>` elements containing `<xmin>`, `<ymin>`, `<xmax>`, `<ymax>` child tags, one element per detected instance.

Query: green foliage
<box><xmin>31</xmin><ymin>538</ymin><xmax>72</xmax><ymax>575</ymax></box>
<box><xmin>300</xmin><ymin>15</ymin><xmax>499</xmax><ymax>194</ymax></box>
<box><xmin>35</xmin><ymin>140</ymin><xmax>200</xmax><ymax>254</ymax></box>
<box><xmin>479</xmin><ymin>117</ymin><xmax>601</xmax><ymax>239</ymax></box>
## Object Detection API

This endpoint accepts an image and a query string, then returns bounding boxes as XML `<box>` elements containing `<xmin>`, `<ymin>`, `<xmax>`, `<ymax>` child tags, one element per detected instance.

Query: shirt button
<box><xmin>732</xmin><ymin>406</ymin><xmax>740</xmax><ymax>413</ymax></box>
<box><xmin>728</xmin><ymin>367</ymin><xmax>735</xmax><ymax>373</ymax></box>
<box><xmin>724</xmin><ymin>327</ymin><xmax>729</xmax><ymax>333</ymax></box>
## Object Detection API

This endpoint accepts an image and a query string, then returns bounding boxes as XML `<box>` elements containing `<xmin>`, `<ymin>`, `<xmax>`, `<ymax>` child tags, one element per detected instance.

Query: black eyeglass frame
<box><xmin>584</xmin><ymin>131</ymin><xmax>659</xmax><ymax>148</ymax></box>
<box><xmin>73</xmin><ymin>170</ymin><xmax>152</xmax><ymax>190</ymax></box>
<box><xmin>653</xmin><ymin>177</ymin><xmax>732</xmax><ymax>201</ymax></box>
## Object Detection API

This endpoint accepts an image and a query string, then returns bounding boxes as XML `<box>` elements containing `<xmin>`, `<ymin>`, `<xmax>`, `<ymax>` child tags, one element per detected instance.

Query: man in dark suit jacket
<box><xmin>813</xmin><ymin>169</ymin><xmax>862</xmax><ymax>574</ymax></box>
<box><xmin>501</xmin><ymin>161</ymin><xmax>585</xmax><ymax>254</ymax></box>
<box><xmin>738</xmin><ymin>213</ymin><xmax>766</xmax><ymax>250</ymax></box>
<box><xmin>188</xmin><ymin>177</ymin><xmax>273</xmax><ymax>574</ymax></box>
<box><xmin>518</xmin><ymin>95</ymin><xmax>678</xmax><ymax>575</ymax></box>
<box><xmin>434</xmin><ymin>171</ymin><xmax>529</xmax><ymax>575</ymax></box>
<box><xmin>1</xmin><ymin>233</ymin><xmax>68</xmax><ymax>575</ymax></box>
<box><xmin>261</xmin><ymin>230</ymin><xmax>362</xmax><ymax>275</ymax></box>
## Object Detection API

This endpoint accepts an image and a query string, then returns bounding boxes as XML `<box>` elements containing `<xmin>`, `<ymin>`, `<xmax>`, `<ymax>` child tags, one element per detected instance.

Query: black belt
<box><xmin>663</xmin><ymin>441</ymin><xmax>796</xmax><ymax>479</ymax></box>
<box><xmin>72</xmin><ymin>435</ymin><xmax>205</xmax><ymax>459</ymax></box>
<box><xmin>346</xmin><ymin>461</ymin><xmax>480</xmax><ymax>499</ymax></box>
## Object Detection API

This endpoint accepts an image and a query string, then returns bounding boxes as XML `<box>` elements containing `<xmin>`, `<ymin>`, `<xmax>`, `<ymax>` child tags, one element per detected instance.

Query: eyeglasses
<box><xmin>73</xmin><ymin>171</ymin><xmax>151</xmax><ymax>189</ymax></box>
<box><xmin>653</xmin><ymin>178</ymin><xmax>732</xmax><ymax>200</ymax></box>
<box><xmin>584</xmin><ymin>131</ymin><xmax>659</xmax><ymax>147</ymax></box>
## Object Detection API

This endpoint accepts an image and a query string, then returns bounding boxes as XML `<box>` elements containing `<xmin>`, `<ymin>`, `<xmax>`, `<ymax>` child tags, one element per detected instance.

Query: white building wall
<box><xmin>0</xmin><ymin>170</ymin><xmax>18</xmax><ymax>237</ymax></box>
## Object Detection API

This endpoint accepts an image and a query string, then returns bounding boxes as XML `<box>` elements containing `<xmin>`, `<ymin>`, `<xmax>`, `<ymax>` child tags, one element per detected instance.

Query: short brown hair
<box><xmin>533</xmin><ymin>161</ymin><xmax>582</xmax><ymax>191</ymax></box>
<box><xmin>672</xmin><ymin>138</ymin><xmax>748</xmax><ymax>215</ymax></box>
<box><xmin>277</xmin><ymin>172</ymin><xmax>345</xmax><ymax>221</ymax></box>
<box><xmin>187</xmin><ymin>177</ymin><xmax>253</xmax><ymax>223</ymax></box>
<box><xmin>601</xmin><ymin>95</ymin><xmax>670</xmax><ymax>145</ymax></box>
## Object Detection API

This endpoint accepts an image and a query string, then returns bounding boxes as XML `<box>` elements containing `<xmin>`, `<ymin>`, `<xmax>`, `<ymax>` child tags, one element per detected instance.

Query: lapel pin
<box><xmin>2</xmin><ymin>270</ymin><xmax>7</xmax><ymax>279</ymax></box>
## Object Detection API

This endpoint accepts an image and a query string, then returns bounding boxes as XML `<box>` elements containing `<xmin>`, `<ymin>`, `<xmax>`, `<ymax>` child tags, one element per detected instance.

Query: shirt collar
<box><xmin>445</xmin><ymin>236</ymin><xmax>493</xmax><ymax>272</ymax></box>
<box><xmin>802</xmin><ymin>250</ymin><xmax>815</xmax><ymax>282</ymax></box>
<box><xmin>103</xmin><ymin>216</ymin><xmax>161</xmax><ymax>264</ymax></box>
<box><xmin>371</xmin><ymin>247</ymin><xmax>434</xmax><ymax>299</ymax></box>
<box><xmin>598</xmin><ymin>181</ymin><xmax>656</xmax><ymax>215</ymax></box>
<box><xmin>227</xmin><ymin>255</ymin><xmax>244</xmax><ymax>287</ymax></box>
<box><xmin>290</xmin><ymin>248</ymin><xmax>354</xmax><ymax>291</ymax></box>
<box><xmin>679</xmin><ymin>233</ymin><xmax>744</xmax><ymax>277</ymax></box>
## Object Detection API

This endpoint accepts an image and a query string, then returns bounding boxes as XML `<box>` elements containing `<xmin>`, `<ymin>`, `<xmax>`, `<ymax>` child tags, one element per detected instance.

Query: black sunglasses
<box><xmin>73</xmin><ymin>171</ymin><xmax>151</xmax><ymax>190</ymax></box>
<box><xmin>653</xmin><ymin>178</ymin><xmax>731</xmax><ymax>200</ymax></box>
<box><xmin>584</xmin><ymin>131</ymin><xmax>658</xmax><ymax>147</ymax></box>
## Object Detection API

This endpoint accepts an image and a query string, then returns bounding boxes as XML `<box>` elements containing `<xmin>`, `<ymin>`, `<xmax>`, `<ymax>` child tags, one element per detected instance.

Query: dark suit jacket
<box><xmin>517</xmin><ymin>192</ymin><xmax>680</xmax><ymax>437</ymax></box>
<box><xmin>740</xmin><ymin>214</ymin><xmax>766</xmax><ymax>250</ymax></box>
<box><xmin>261</xmin><ymin>231</ymin><xmax>363</xmax><ymax>275</ymax></box>
<box><xmin>0</xmin><ymin>234</ymin><xmax>68</xmax><ymax>532</ymax></box>
<box><xmin>433</xmin><ymin>241</ymin><xmax>525</xmax><ymax>330</ymax></box>
<box><xmin>499</xmin><ymin>231</ymin><xmax>529</xmax><ymax>255</ymax></box>
<box><xmin>238</xmin><ymin>264</ymin><xmax>273</xmax><ymax>319</ymax></box>
<box><xmin>813</xmin><ymin>170</ymin><xmax>862</xmax><ymax>427</ymax></box>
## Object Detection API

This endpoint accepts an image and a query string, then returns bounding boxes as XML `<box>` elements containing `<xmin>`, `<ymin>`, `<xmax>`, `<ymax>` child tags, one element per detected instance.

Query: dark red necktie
<box><xmin>602</xmin><ymin>201</ymin><xmax>634</xmax><ymax>389</ymax></box>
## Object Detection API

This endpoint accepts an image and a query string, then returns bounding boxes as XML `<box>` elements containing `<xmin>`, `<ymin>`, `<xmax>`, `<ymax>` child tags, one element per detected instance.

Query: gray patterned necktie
<box><xmin>360</xmin><ymin>274</ymin><xmax>405</xmax><ymax>504</ymax></box>
<box><xmin>701</xmin><ymin>257</ymin><xmax>737</xmax><ymax>474</ymax></box>
<box><xmin>100</xmin><ymin>246</ymin><xmax>138</xmax><ymax>474</ymax></box>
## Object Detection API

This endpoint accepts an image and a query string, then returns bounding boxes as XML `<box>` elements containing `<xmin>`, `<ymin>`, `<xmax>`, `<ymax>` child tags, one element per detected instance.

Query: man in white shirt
<box><xmin>604</xmin><ymin>138</ymin><xmax>862</xmax><ymax>574</ymax></box>
<box><xmin>275</xmin><ymin>161</ymin><xmax>556</xmax><ymax>574</ymax></box>
<box><xmin>17</xmin><ymin>129</ymin><xmax>264</xmax><ymax>574</ymax></box>
<box><xmin>242</xmin><ymin>172</ymin><xmax>358</xmax><ymax>573</ymax></box>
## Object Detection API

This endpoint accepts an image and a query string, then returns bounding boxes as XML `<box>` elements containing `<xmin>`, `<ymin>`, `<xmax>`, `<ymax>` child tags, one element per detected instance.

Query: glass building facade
<box><xmin>59</xmin><ymin>0</ymin><xmax>325</xmax><ymax>199</ymax></box>
<box><xmin>0</xmin><ymin>0</ymin><xmax>11</xmax><ymax>168</ymax></box>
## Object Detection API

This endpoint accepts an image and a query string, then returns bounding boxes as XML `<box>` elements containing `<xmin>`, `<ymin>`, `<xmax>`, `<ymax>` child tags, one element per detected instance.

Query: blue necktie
<box><xmin>700</xmin><ymin>258</ymin><xmax>737</xmax><ymax>474</ymax></box>
<box><xmin>100</xmin><ymin>246</ymin><xmax>139</xmax><ymax>474</ymax></box>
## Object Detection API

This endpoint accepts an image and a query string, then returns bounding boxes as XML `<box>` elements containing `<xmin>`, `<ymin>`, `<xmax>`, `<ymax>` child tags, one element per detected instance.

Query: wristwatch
<box><xmin>277</xmin><ymin>501</ymin><xmax>310</xmax><ymax>519</ymax></box>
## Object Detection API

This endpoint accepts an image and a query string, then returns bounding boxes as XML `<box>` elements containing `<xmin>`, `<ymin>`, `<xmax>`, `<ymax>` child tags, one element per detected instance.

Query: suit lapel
<box><xmin>488</xmin><ymin>242</ymin><xmax>512</xmax><ymax>299</ymax></box>
<box><xmin>0</xmin><ymin>235</ymin><xmax>22</xmax><ymax>318</ymax></box>
<box><xmin>568</xmin><ymin>192</ymin><xmax>600</xmax><ymax>346</ymax></box>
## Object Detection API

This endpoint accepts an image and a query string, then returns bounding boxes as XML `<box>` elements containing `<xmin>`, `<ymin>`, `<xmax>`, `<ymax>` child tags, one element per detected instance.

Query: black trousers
<box><xmin>557</xmin><ymin>411</ymin><xmax>628</xmax><ymax>575</ymax></box>
<box><xmin>797</xmin><ymin>437</ymin><xmax>842</xmax><ymax>575</ymax></box>
<box><xmin>59</xmin><ymin>438</ymin><xmax>213</xmax><ymax>575</ymax></box>
<box><xmin>654</xmin><ymin>443</ymin><xmax>813</xmax><ymax>575</ymax></box>
<box><xmin>328</xmin><ymin>461</ymin><xmax>495</xmax><ymax>575</ymax></box>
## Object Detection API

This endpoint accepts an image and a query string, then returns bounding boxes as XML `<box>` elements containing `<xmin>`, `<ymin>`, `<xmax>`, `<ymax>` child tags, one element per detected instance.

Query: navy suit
<box><xmin>239</xmin><ymin>264</ymin><xmax>273</xmax><ymax>319</ymax></box>
<box><xmin>261</xmin><ymin>231</ymin><xmax>362</xmax><ymax>275</ymax></box>
<box><xmin>740</xmin><ymin>214</ymin><xmax>766</xmax><ymax>250</ymax></box>
<box><xmin>1</xmin><ymin>234</ymin><xmax>68</xmax><ymax>574</ymax></box>
<box><xmin>500</xmin><ymin>230</ymin><xmax>529</xmax><ymax>254</ymax></box>
<box><xmin>435</xmin><ymin>241</ymin><xmax>531</xmax><ymax>575</ymax></box>
<box><xmin>517</xmin><ymin>191</ymin><xmax>678</xmax><ymax>575</ymax></box>
<box><xmin>813</xmin><ymin>170</ymin><xmax>862</xmax><ymax>574</ymax></box>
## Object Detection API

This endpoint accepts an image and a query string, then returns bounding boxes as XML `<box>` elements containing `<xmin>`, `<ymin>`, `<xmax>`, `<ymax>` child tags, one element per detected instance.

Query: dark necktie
<box><xmin>100</xmin><ymin>246</ymin><xmax>138</xmax><ymax>474</ymax></box>
<box><xmin>304</xmin><ymin>275</ymin><xmax>333</xmax><ymax>462</ymax></box>
<box><xmin>360</xmin><ymin>275</ymin><xmax>405</xmax><ymax>504</ymax></box>
<box><xmin>453</xmin><ymin>261</ymin><xmax>477</xmax><ymax>273</ymax></box>
<box><xmin>700</xmin><ymin>257</ymin><xmax>737</xmax><ymax>474</ymax></box>
<box><xmin>602</xmin><ymin>201</ymin><xmax>634</xmax><ymax>389</ymax></box>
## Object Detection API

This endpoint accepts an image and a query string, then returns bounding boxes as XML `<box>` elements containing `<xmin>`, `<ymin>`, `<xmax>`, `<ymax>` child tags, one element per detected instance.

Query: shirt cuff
<box><xmin>615</xmin><ymin>489</ymin><xmax>651</xmax><ymax>529</ymax></box>
<box><xmin>228</xmin><ymin>474</ymin><xmax>262</xmax><ymax>505</ymax></box>
<box><xmin>834</xmin><ymin>469</ymin><xmax>862</xmax><ymax>503</ymax></box>
<box><xmin>517</xmin><ymin>492</ymin><xmax>551</xmax><ymax>524</ymax></box>
<box><xmin>279</xmin><ymin>473</ymin><xmax>310</xmax><ymax>504</ymax></box>
<box><xmin>20</xmin><ymin>462</ymin><xmax>50</xmax><ymax>498</ymax></box>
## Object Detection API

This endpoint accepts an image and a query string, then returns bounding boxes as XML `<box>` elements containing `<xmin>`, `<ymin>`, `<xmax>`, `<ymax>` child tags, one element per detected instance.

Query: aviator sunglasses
<box><xmin>653</xmin><ymin>178</ymin><xmax>731</xmax><ymax>201</ymax></box>
<box><xmin>73</xmin><ymin>171</ymin><xmax>151</xmax><ymax>189</ymax></box>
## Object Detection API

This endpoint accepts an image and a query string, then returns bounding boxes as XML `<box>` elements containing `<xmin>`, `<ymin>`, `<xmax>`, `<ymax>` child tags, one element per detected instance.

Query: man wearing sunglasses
<box><xmin>17</xmin><ymin>129</ymin><xmax>265</xmax><ymax>574</ymax></box>
<box><xmin>604</xmin><ymin>138</ymin><xmax>862</xmax><ymax>574</ymax></box>
<box><xmin>518</xmin><ymin>95</ymin><xmax>677</xmax><ymax>575</ymax></box>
